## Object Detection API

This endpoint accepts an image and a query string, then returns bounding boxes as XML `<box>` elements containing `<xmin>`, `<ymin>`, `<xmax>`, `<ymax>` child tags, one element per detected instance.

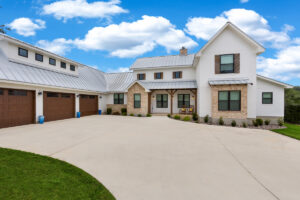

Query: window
<box><xmin>8</xmin><ymin>90</ymin><xmax>27</xmax><ymax>96</ymax></box>
<box><xmin>154</xmin><ymin>72</ymin><xmax>163</xmax><ymax>80</ymax></box>
<box><xmin>134</xmin><ymin>94</ymin><xmax>141</xmax><ymax>108</ymax></box>
<box><xmin>173</xmin><ymin>71</ymin><xmax>182</xmax><ymax>79</ymax></box>
<box><xmin>262</xmin><ymin>92</ymin><xmax>273</xmax><ymax>104</ymax></box>
<box><xmin>47</xmin><ymin>92</ymin><xmax>59</xmax><ymax>97</ymax></box>
<box><xmin>114</xmin><ymin>93</ymin><xmax>124</xmax><ymax>104</ymax></box>
<box><xmin>156</xmin><ymin>94</ymin><xmax>168</xmax><ymax>108</ymax></box>
<box><xmin>218</xmin><ymin>91</ymin><xmax>241</xmax><ymax>111</ymax></box>
<box><xmin>220</xmin><ymin>54</ymin><xmax>234</xmax><ymax>73</ymax></box>
<box><xmin>61</xmin><ymin>93</ymin><xmax>71</xmax><ymax>98</ymax></box>
<box><xmin>178</xmin><ymin>94</ymin><xmax>190</xmax><ymax>108</ymax></box>
<box><xmin>49</xmin><ymin>58</ymin><xmax>56</xmax><ymax>66</ymax></box>
<box><xmin>137</xmin><ymin>73</ymin><xmax>145</xmax><ymax>80</ymax></box>
<box><xmin>0</xmin><ymin>89</ymin><xmax>3</xmax><ymax>95</ymax></box>
<box><xmin>61</xmin><ymin>62</ymin><xmax>66</xmax><ymax>69</ymax></box>
<box><xmin>81</xmin><ymin>95</ymin><xmax>88</xmax><ymax>99</ymax></box>
<box><xmin>70</xmin><ymin>65</ymin><xmax>76</xmax><ymax>71</ymax></box>
<box><xmin>35</xmin><ymin>53</ymin><xmax>43</xmax><ymax>62</ymax></box>
<box><xmin>89</xmin><ymin>95</ymin><xmax>95</xmax><ymax>99</ymax></box>
<box><xmin>18</xmin><ymin>47</ymin><xmax>28</xmax><ymax>58</ymax></box>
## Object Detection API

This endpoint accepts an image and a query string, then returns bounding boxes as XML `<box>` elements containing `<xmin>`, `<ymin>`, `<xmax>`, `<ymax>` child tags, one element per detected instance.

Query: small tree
<box><xmin>0</xmin><ymin>6</ymin><xmax>11</xmax><ymax>34</ymax></box>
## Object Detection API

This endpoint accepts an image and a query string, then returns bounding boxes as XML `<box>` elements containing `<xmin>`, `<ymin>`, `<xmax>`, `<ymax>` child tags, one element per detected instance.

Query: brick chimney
<box><xmin>179</xmin><ymin>47</ymin><xmax>187</xmax><ymax>56</ymax></box>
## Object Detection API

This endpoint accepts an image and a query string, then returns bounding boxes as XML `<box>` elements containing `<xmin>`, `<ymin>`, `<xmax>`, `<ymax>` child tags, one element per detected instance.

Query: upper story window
<box><xmin>114</xmin><ymin>93</ymin><xmax>124</xmax><ymax>104</ymax></box>
<box><xmin>61</xmin><ymin>62</ymin><xmax>66</xmax><ymax>69</ymax></box>
<box><xmin>154</xmin><ymin>72</ymin><xmax>163</xmax><ymax>80</ymax></box>
<box><xmin>18</xmin><ymin>47</ymin><xmax>28</xmax><ymax>58</ymax></box>
<box><xmin>70</xmin><ymin>65</ymin><xmax>76</xmax><ymax>71</ymax></box>
<box><xmin>218</xmin><ymin>91</ymin><xmax>241</xmax><ymax>111</ymax></box>
<box><xmin>220</xmin><ymin>54</ymin><xmax>234</xmax><ymax>73</ymax></box>
<box><xmin>137</xmin><ymin>73</ymin><xmax>146</xmax><ymax>80</ymax></box>
<box><xmin>49</xmin><ymin>58</ymin><xmax>56</xmax><ymax>66</ymax></box>
<box><xmin>262</xmin><ymin>92</ymin><xmax>273</xmax><ymax>104</ymax></box>
<box><xmin>35</xmin><ymin>53</ymin><xmax>43</xmax><ymax>62</ymax></box>
<box><xmin>173</xmin><ymin>71</ymin><xmax>182</xmax><ymax>79</ymax></box>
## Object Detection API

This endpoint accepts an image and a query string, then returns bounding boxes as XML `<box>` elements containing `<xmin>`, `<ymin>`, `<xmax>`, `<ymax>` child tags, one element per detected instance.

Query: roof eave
<box><xmin>256</xmin><ymin>74</ymin><xmax>293</xmax><ymax>88</ymax></box>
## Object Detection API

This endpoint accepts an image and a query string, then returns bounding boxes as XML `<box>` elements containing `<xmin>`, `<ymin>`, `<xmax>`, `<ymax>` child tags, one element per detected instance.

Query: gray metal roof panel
<box><xmin>105</xmin><ymin>72</ymin><xmax>134</xmax><ymax>92</ymax></box>
<box><xmin>208</xmin><ymin>78</ymin><xmax>251</xmax><ymax>85</ymax></box>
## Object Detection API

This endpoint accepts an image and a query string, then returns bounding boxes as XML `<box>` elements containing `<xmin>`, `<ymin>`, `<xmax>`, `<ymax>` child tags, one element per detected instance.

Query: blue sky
<box><xmin>1</xmin><ymin>0</ymin><xmax>300</xmax><ymax>85</ymax></box>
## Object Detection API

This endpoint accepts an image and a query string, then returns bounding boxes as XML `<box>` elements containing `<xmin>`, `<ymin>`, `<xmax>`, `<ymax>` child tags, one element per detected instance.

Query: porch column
<box><xmin>190</xmin><ymin>89</ymin><xmax>197</xmax><ymax>114</ymax></box>
<box><xmin>167</xmin><ymin>89</ymin><xmax>177</xmax><ymax>115</ymax></box>
<box><xmin>148</xmin><ymin>91</ymin><xmax>152</xmax><ymax>114</ymax></box>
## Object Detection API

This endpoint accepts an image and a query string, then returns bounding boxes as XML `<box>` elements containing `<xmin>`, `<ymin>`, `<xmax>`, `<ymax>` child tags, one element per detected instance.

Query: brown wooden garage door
<box><xmin>0</xmin><ymin>88</ymin><xmax>35</xmax><ymax>128</ymax></box>
<box><xmin>43</xmin><ymin>92</ymin><xmax>75</xmax><ymax>122</ymax></box>
<box><xmin>80</xmin><ymin>95</ymin><xmax>98</xmax><ymax>116</ymax></box>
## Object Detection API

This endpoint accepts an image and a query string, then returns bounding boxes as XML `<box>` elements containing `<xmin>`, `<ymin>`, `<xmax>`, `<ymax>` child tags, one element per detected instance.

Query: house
<box><xmin>0</xmin><ymin>22</ymin><xmax>292</xmax><ymax>128</ymax></box>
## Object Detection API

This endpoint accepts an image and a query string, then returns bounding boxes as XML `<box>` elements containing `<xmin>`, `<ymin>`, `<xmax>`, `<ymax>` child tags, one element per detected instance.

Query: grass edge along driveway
<box><xmin>272</xmin><ymin>123</ymin><xmax>300</xmax><ymax>140</ymax></box>
<box><xmin>0</xmin><ymin>147</ymin><xmax>115</xmax><ymax>200</ymax></box>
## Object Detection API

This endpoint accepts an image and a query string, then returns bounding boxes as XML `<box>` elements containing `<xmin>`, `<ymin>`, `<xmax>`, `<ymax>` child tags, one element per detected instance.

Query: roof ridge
<box><xmin>136</xmin><ymin>53</ymin><xmax>195</xmax><ymax>60</ymax></box>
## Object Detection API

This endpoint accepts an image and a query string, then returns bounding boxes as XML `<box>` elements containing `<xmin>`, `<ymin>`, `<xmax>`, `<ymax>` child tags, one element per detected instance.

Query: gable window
<box><xmin>137</xmin><ymin>73</ymin><xmax>145</xmax><ymax>80</ymax></box>
<box><xmin>178</xmin><ymin>94</ymin><xmax>190</xmax><ymax>108</ymax></box>
<box><xmin>218</xmin><ymin>91</ymin><xmax>241</xmax><ymax>111</ymax></box>
<box><xmin>173</xmin><ymin>71</ymin><xmax>182</xmax><ymax>79</ymax></box>
<box><xmin>70</xmin><ymin>65</ymin><xmax>76</xmax><ymax>71</ymax></box>
<box><xmin>154</xmin><ymin>72</ymin><xmax>163</xmax><ymax>80</ymax></box>
<box><xmin>35</xmin><ymin>53</ymin><xmax>43</xmax><ymax>62</ymax></box>
<box><xmin>220</xmin><ymin>54</ymin><xmax>234</xmax><ymax>73</ymax></box>
<box><xmin>18</xmin><ymin>47</ymin><xmax>28</xmax><ymax>58</ymax></box>
<box><xmin>49</xmin><ymin>58</ymin><xmax>56</xmax><ymax>66</ymax></box>
<box><xmin>114</xmin><ymin>93</ymin><xmax>124</xmax><ymax>104</ymax></box>
<box><xmin>134</xmin><ymin>93</ymin><xmax>141</xmax><ymax>108</ymax></box>
<box><xmin>156</xmin><ymin>94</ymin><xmax>168</xmax><ymax>108</ymax></box>
<box><xmin>262</xmin><ymin>92</ymin><xmax>273</xmax><ymax>104</ymax></box>
<box><xmin>61</xmin><ymin>62</ymin><xmax>66</xmax><ymax>69</ymax></box>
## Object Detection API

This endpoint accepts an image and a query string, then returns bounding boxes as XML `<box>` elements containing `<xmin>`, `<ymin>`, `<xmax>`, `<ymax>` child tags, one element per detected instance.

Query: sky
<box><xmin>1</xmin><ymin>0</ymin><xmax>300</xmax><ymax>86</ymax></box>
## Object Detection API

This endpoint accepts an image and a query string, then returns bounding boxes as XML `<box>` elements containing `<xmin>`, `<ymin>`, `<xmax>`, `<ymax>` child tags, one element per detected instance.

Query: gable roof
<box><xmin>196</xmin><ymin>22</ymin><xmax>265</xmax><ymax>57</ymax></box>
<box><xmin>130</xmin><ymin>54</ymin><xmax>195</xmax><ymax>70</ymax></box>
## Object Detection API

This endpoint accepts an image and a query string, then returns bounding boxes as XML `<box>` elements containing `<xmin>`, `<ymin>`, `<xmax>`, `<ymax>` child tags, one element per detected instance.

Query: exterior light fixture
<box><xmin>38</xmin><ymin>91</ymin><xmax>43</xmax><ymax>95</ymax></box>
<box><xmin>76</xmin><ymin>94</ymin><xmax>80</xmax><ymax>98</ymax></box>
<box><xmin>99</xmin><ymin>96</ymin><xmax>102</xmax><ymax>99</ymax></box>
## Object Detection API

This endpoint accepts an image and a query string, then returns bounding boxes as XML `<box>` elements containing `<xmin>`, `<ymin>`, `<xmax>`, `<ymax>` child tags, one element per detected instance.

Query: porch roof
<box><xmin>139</xmin><ymin>80</ymin><xmax>197</xmax><ymax>90</ymax></box>
<box><xmin>208</xmin><ymin>78</ymin><xmax>251</xmax><ymax>86</ymax></box>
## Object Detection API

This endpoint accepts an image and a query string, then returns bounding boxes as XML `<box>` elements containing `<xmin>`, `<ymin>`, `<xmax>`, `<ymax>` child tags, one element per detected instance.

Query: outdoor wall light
<box><xmin>99</xmin><ymin>96</ymin><xmax>102</xmax><ymax>99</ymax></box>
<box><xmin>76</xmin><ymin>94</ymin><xmax>80</xmax><ymax>98</ymax></box>
<box><xmin>38</xmin><ymin>91</ymin><xmax>43</xmax><ymax>95</ymax></box>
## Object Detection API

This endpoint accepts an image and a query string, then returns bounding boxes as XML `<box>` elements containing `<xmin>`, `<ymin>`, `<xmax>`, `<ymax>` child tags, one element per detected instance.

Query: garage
<box><xmin>0</xmin><ymin>88</ymin><xmax>35</xmax><ymax>128</ymax></box>
<box><xmin>80</xmin><ymin>95</ymin><xmax>98</xmax><ymax>117</ymax></box>
<box><xmin>43</xmin><ymin>92</ymin><xmax>75</xmax><ymax>122</ymax></box>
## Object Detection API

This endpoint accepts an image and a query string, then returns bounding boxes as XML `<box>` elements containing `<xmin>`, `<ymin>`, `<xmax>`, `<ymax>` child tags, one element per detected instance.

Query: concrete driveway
<box><xmin>0</xmin><ymin>115</ymin><xmax>299</xmax><ymax>200</ymax></box>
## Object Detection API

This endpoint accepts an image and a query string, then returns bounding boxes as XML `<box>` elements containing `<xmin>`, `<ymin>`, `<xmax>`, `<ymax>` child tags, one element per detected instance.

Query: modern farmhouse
<box><xmin>0</xmin><ymin>22</ymin><xmax>292</xmax><ymax>128</ymax></box>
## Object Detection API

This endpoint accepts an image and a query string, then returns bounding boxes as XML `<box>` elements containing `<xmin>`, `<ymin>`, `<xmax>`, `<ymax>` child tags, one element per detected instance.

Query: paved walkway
<box><xmin>0</xmin><ymin>115</ymin><xmax>299</xmax><ymax>200</ymax></box>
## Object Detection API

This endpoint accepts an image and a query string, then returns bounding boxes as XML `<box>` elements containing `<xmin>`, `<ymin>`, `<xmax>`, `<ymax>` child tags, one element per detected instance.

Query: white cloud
<box><xmin>240</xmin><ymin>0</ymin><xmax>249</xmax><ymax>3</ymax></box>
<box><xmin>257</xmin><ymin>45</ymin><xmax>300</xmax><ymax>81</ymax></box>
<box><xmin>107</xmin><ymin>67</ymin><xmax>131</xmax><ymax>73</ymax></box>
<box><xmin>42</xmin><ymin>0</ymin><xmax>128</xmax><ymax>22</ymax></box>
<box><xmin>8</xmin><ymin>18</ymin><xmax>45</xmax><ymax>37</ymax></box>
<box><xmin>185</xmin><ymin>8</ymin><xmax>293</xmax><ymax>49</ymax></box>
<box><xmin>37</xmin><ymin>38</ymin><xmax>73</xmax><ymax>55</ymax></box>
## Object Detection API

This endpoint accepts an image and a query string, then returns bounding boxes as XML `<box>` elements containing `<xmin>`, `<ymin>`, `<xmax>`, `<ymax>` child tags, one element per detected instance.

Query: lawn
<box><xmin>272</xmin><ymin>123</ymin><xmax>300</xmax><ymax>140</ymax></box>
<box><xmin>0</xmin><ymin>148</ymin><xmax>115</xmax><ymax>200</ymax></box>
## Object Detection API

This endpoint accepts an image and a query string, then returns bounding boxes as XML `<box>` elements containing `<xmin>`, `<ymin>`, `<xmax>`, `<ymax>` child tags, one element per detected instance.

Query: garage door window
<box><xmin>8</xmin><ymin>90</ymin><xmax>27</xmax><ymax>96</ymax></box>
<box><xmin>47</xmin><ymin>92</ymin><xmax>59</xmax><ymax>97</ymax></box>
<box><xmin>81</xmin><ymin>95</ymin><xmax>88</xmax><ymax>99</ymax></box>
<box><xmin>61</xmin><ymin>94</ymin><xmax>71</xmax><ymax>98</ymax></box>
<box><xmin>89</xmin><ymin>96</ymin><xmax>95</xmax><ymax>99</ymax></box>
<box><xmin>0</xmin><ymin>89</ymin><xmax>3</xmax><ymax>95</ymax></box>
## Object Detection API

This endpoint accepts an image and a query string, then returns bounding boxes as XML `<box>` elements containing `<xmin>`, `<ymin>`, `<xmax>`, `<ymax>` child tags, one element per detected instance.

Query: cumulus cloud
<box><xmin>37</xmin><ymin>38</ymin><xmax>73</xmax><ymax>55</ymax></box>
<box><xmin>38</xmin><ymin>15</ymin><xmax>197</xmax><ymax>58</ymax></box>
<box><xmin>8</xmin><ymin>18</ymin><xmax>45</xmax><ymax>37</ymax></box>
<box><xmin>185</xmin><ymin>8</ymin><xmax>293</xmax><ymax>49</ymax></box>
<box><xmin>42</xmin><ymin>0</ymin><xmax>128</xmax><ymax>22</ymax></box>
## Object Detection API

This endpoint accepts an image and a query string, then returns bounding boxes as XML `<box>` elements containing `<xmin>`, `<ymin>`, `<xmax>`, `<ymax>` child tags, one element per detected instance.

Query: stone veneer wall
<box><xmin>107</xmin><ymin>104</ymin><xmax>127</xmax><ymax>113</ymax></box>
<box><xmin>211</xmin><ymin>84</ymin><xmax>248</xmax><ymax>120</ymax></box>
<box><xmin>127</xmin><ymin>83</ymin><xmax>149</xmax><ymax>115</ymax></box>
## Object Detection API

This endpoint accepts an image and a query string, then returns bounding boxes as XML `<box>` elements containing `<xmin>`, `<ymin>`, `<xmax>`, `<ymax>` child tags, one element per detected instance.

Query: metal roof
<box><xmin>130</xmin><ymin>54</ymin><xmax>195</xmax><ymax>70</ymax></box>
<box><xmin>139</xmin><ymin>80</ymin><xmax>197</xmax><ymax>90</ymax></box>
<box><xmin>105</xmin><ymin>72</ymin><xmax>134</xmax><ymax>92</ymax></box>
<box><xmin>208</xmin><ymin>78</ymin><xmax>251</xmax><ymax>85</ymax></box>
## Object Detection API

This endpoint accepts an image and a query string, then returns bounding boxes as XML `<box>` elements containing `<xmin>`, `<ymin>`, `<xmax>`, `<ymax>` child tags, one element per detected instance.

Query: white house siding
<box><xmin>133</xmin><ymin>67</ymin><xmax>195</xmax><ymax>82</ymax></box>
<box><xmin>196</xmin><ymin>27</ymin><xmax>258</xmax><ymax>119</ymax></box>
<box><xmin>256</xmin><ymin>78</ymin><xmax>285</xmax><ymax>117</ymax></box>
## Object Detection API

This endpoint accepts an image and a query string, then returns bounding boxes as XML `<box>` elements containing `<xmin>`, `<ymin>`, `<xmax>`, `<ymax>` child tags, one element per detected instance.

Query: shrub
<box><xmin>218</xmin><ymin>117</ymin><xmax>224</xmax><ymax>125</ymax></box>
<box><xmin>242</xmin><ymin>122</ymin><xmax>248</xmax><ymax>128</ymax></box>
<box><xmin>256</xmin><ymin>118</ymin><xmax>263</xmax><ymax>126</ymax></box>
<box><xmin>121</xmin><ymin>108</ymin><xmax>127</xmax><ymax>115</ymax></box>
<box><xmin>138</xmin><ymin>114</ymin><xmax>142</xmax><ymax>117</ymax></box>
<box><xmin>113</xmin><ymin>111</ymin><xmax>120</xmax><ymax>115</ymax></box>
<box><xmin>167</xmin><ymin>114</ymin><xmax>171</xmax><ymax>118</ymax></box>
<box><xmin>264</xmin><ymin>119</ymin><xmax>270</xmax><ymax>125</ymax></box>
<box><xmin>183</xmin><ymin>116</ymin><xmax>191</xmax><ymax>121</ymax></box>
<box><xmin>107</xmin><ymin>108</ymin><xmax>112</xmax><ymax>115</ymax></box>
<box><xmin>130</xmin><ymin>113</ymin><xmax>134</xmax><ymax>116</ymax></box>
<box><xmin>192</xmin><ymin>113</ymin><xmax>198</xmax><ymax>121</ymax></box>
<box><xmin>278</xmin><ymin>118</ymin><xmax>284</xmax><ymax>126</ymax></box>
<box><xmin>122</xmin><ymin>112</ymin><xmax>127</xmax><ymax>116</ymax></box>
<box><xmin>231</xmin><ymin>120</ymin><xmax>236</xmax><ymax>127</ymax></box>
<box><xmin>146</xmin><ymin>113</ymin><xmax>152</xmax><ymax>117</ymax></box>
<box><xmin>252</xmin><ymin>120</ymin><xmax>258</xmax><ymax>127</ymax></box>
<box><xmin>204</xmin><ymin>115</ymin><xmax>209</xmax><ymax>123</ymax></box>
<box><xmin>174</xmin><ymin>115</ymin><xmax>181</xmax><ymax>120</ymax></box>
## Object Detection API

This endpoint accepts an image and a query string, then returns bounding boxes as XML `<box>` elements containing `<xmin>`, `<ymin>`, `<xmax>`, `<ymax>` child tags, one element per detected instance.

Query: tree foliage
<box><xmin>285</xmin><ymin>87</ymin><xmax>300</xmax><ymax>124</ymax></box>
<box><xmin>0</xmin><ymin>6</ymin><xmax>10</xmax><ymax>34</ymax></box>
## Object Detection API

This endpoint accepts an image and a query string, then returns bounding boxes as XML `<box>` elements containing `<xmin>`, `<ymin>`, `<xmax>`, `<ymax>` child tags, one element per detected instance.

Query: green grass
<box><xmin>0</xmin><ymin>148</ymin><xmax>115</xmax><ymax>200</ymax></box>
<box><xmin>272</xmin><ymin>123</ymin><xmax>300</xmax><ymax>140</ymax></box>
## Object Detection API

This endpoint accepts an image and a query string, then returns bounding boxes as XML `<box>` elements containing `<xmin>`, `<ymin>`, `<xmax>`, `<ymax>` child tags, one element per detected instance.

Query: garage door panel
<box><xmin>80</xmin><ymin>95</ymin><xmax>98</xmax><ymax>117</ymax></box>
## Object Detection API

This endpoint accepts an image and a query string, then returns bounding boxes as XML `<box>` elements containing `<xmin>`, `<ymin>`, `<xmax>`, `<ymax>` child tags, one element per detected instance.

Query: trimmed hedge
<box><xmin>285</xmin><ymin>105</ymin><xmax>300</xmax><ymax>124</ymax></box>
